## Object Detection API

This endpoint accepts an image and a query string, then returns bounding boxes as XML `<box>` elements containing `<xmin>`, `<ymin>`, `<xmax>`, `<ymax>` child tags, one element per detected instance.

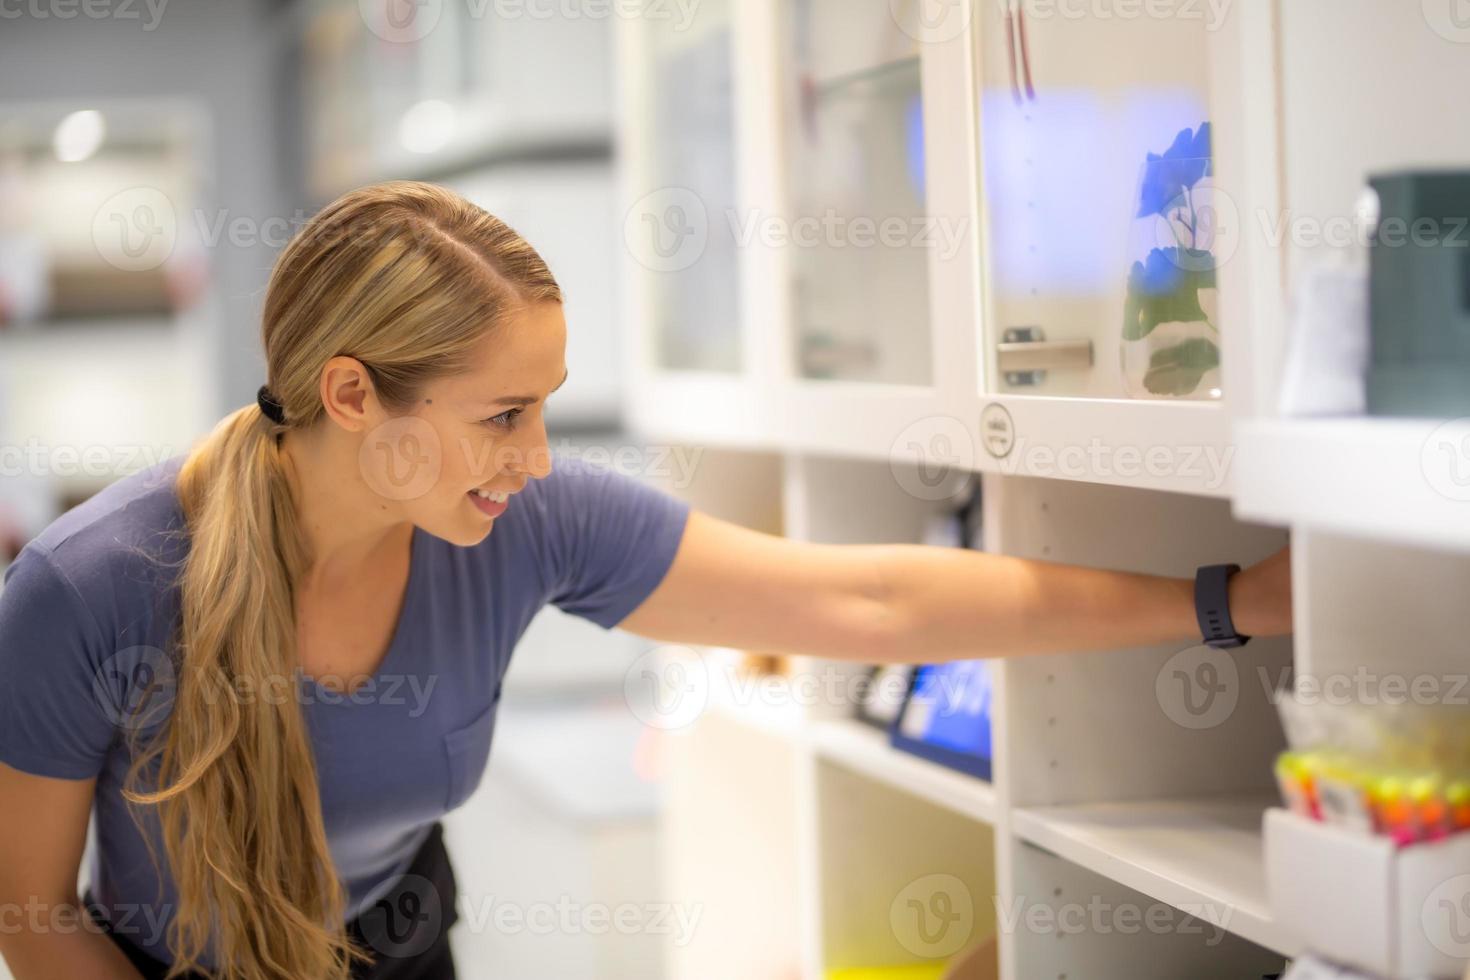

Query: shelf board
<box><xmin>807</xmin><ymin>719</ymin><xmax>997</xmax><ymax>825</ymax></box>
<box><xmin>1234</xmin><ymin>417</ymin><xmax>1470</xmax><ymax>552</ymax></box>
<box><xmin>1010</xmin><ymin>792</ymin><xmax>1296</xmax><ymax>956</ymax></box>
<box><xmin>318</xmin><ymin>118</ymin><xmax>611</xmax><ymax>199</ymax></box>
<box><xmin>812</xmin><ymin>55</ymin><xmax>921</xmax><ymax>98</ymax></box>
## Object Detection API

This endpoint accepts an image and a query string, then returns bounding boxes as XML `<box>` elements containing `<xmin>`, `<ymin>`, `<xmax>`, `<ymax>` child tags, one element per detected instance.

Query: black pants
<box><xmin>88</xmin><ymin>823</ymin><xmax>460</xmax><ymax>980</ymax></box>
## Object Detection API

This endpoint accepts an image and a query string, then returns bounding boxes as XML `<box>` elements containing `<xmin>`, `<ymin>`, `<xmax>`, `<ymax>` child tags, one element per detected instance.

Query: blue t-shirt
<box><xmin>0</xmin><ymin>449</ymin><xmax>690</xmax><ymax>966</ymax></box>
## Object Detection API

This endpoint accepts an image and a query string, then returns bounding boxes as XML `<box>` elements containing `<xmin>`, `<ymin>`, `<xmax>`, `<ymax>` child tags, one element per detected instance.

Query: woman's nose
<box><xmin>504</xmin><ymin>416</ymin><xmax>553</xmax><ymax>480</ymax></box>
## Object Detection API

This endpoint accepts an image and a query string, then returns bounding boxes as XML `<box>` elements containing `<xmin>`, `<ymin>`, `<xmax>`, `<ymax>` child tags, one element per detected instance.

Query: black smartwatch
<box><xmin>1194</xmin><ymin>563</ymin><xmax>1251</xmax><ymax>649</ymax></box>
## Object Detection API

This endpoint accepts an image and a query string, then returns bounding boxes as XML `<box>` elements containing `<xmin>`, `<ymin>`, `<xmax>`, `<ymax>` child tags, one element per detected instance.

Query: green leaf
<box><xmin>1122</xmin><ymin>248</ymin><xmax>1217</xmax><ymax>341</ymax></box>
<box><xmin>1142</xmin><ymin>337</ymin><xmax>1220</xmax><ymax>396</ymax></box>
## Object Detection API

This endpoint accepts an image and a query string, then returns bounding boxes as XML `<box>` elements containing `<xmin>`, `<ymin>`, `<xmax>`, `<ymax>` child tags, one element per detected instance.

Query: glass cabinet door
<box><xmin>783</xmin><ymin>0</ymin><xmax>933</xmax><ymax>385</ymax></box>
<box><xmin>976</xmin><ymin>3</ymin><xmax>1223</xmax><ymax>401</ymax></box>
<box><xmin>644</xmin><ymin>0</ymin><xmax>743</xmax><ymax>373</ymax></box>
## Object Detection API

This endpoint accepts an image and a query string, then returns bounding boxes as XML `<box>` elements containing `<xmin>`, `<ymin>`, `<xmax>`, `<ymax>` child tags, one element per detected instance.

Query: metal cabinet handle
<box><xmin>996</xmin><ymin>338</ymin><xmax>1094</xmax><ymax>372</ymax></box>
<box><xmin>996</xmin><ymin>327</ymin><xmax>1092</xmax><ymax>386</ymax></box>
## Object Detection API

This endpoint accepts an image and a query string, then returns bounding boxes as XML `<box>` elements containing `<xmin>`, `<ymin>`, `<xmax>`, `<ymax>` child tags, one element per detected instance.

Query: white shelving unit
<box><xmin>1223</xmin><ymin>2</ymin><xmax>1470</xmax><ymax>560</ymax></box>
<box><xmin>618</xmin><ymin>2</ymin><xmax>1470</xmax><ymax>978</ymax></box>
<box><xmin>1009</xmin><ymin>793</ymin><xmax>1289</xmax><ymax>955</ymax></box>
<box><xmin>807</xmin><ymin>719</ymin><xmax>998</xmax><ymax>826</ymax></box>
<box><xmin>1234</xmin><ymin>418</ymin><xmax>1470</xmax><ymax>553</ymax></box>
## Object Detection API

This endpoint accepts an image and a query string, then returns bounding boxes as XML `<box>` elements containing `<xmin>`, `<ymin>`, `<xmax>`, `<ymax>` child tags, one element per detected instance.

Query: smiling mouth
<box><xmin>467</xmin><ymin>488</ymin><xmax>512</xmax><ymax>518</ymax></box>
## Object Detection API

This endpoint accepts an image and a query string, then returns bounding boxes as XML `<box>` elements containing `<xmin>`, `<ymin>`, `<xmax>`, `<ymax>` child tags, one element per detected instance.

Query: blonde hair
<box><xmin>125</xmin><ymin>181</ymin><xmax>561</xmax><ymax>980</ymax></box>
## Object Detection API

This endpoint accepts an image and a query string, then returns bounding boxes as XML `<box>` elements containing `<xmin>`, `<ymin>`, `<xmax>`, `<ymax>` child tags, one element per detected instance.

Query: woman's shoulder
<box><xmin>8</xmin><ymin>453</ymin><xmax>189</xmax><ymax>616</ymax></box>
<box><xmin>31</xmin><ymin>453</ymin><xmax>187</xmax><ymax>548</ymax></box>
<box><xmin>492</xmin><ymin>445</ymin><xmax>691</xmax><ymax>628</ymax></box>
<box><xmin>518</xmin><ymin>446</ymin><xmax>683</xmax><ymax>505</ymax></box>
<box><xmin>0</xmin><ymin>455</ymin><xmax>189</xmax><ymax>779</ymax></box>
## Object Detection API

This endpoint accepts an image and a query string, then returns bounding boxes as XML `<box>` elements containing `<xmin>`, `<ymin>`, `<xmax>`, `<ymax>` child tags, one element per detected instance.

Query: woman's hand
<box><xmin>1229</xmin><ymin>545</ymin><xmax>1294</xmax><ymax>639</ymax></box>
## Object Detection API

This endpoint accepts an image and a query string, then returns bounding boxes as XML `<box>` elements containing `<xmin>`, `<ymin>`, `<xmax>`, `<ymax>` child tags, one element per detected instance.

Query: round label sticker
<box><xmin>979</xmin><ymin>403</ymin><xmax>1015</xmax><ymax>459</ymax></box>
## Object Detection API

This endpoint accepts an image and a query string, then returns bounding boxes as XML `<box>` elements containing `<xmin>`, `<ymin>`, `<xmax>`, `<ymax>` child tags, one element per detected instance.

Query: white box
<box><xmin>1265</xmin><ymin>807</ymin><xmax>1470</xmax><ymax>978</ymax></box>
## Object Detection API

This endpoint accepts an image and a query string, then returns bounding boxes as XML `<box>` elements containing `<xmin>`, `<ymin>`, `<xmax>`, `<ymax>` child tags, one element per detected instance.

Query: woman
<box><xmin>0</xmin><ymin>181</ymin><xmax>1291</xmax><ymax>980</ymax></box>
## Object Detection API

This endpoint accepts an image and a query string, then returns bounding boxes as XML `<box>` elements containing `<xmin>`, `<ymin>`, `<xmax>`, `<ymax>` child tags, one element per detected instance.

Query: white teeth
<box><xmin>473</xmin><ymin>489</ymin><xmax>510</xmax><ymax>503</ymax></box>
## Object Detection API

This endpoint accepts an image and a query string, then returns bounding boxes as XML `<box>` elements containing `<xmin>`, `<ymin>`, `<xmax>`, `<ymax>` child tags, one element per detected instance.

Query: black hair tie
<box><xmin>256</xmin><ymin>385</ymin><xmax>287</xmax><ymax>426</ymax></box>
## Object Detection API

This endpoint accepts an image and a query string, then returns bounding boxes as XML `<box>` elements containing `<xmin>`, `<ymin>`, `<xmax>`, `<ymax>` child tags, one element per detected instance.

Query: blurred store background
<box><xmin>0</xmin><ymin>3</ymin><xmax>665</xmax><ymax>978</ymax></box>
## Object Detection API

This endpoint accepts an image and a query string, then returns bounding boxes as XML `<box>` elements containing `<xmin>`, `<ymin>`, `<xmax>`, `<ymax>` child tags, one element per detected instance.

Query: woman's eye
<box><xmin>482</xmin><ymin>408</ymin><xmax>521</xmax><ymax>430</ymax></box>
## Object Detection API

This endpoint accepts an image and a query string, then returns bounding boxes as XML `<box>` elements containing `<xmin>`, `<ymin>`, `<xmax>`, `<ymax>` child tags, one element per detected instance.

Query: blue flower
<box><xmin>1136</xmin><ymin>122</ymin><xmax>1212</xmax><ymax>219</ymax></box>
<box><xmin>1132</xmin><ymin>247</ymin><xmax>1186</xmax><ymax>296</ymax></box>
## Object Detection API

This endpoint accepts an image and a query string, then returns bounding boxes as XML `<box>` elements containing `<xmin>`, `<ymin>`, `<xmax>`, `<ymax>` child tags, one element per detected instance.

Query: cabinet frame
<box><xmin>620</xmin><ymin>0</ymin><xmax>1261</xmax><ymax>497</ymax></box>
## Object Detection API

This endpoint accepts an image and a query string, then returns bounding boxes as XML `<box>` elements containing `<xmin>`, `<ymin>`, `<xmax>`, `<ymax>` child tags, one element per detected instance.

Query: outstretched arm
<box><xmin>617</xmin><ymin>510</ymin><xmax>1291</xmax><ymax>662</ymax></box>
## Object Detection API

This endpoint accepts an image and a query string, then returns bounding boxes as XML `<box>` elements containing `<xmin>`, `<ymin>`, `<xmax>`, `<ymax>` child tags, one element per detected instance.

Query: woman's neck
<box><xmin>278</xmin><ymin>425</ymin><xmax>414</xmax><ymax>594</ymax></box>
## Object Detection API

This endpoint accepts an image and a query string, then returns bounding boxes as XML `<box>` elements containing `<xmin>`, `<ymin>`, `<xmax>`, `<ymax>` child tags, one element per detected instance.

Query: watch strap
<box><xmin>1195</xmin><ymin>563</ymin><xmax>1250</xmax><ymax>649</ymax></box>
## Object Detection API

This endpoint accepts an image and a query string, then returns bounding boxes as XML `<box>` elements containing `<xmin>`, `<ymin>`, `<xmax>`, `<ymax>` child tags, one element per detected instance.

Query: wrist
<box><xmin>1227</xmin><ymin>569</ymin><xmax>1261</xmax><ymax>637</ymax></box>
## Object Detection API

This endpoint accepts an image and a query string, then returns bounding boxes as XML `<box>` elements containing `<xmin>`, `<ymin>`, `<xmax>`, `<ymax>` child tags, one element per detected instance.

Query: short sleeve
<box><xmin>536</xmin><ymin>454</ymin><xmax>692</xmax><ymax>630</ymax></box>
<box><xmin>0</xmin><ymin>543</ymin><xmax>117</xmax><ymax>779</ymax></box>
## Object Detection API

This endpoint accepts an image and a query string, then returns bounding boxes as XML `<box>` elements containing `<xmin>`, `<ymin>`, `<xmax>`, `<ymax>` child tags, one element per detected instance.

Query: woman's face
<box><xmin>360</xmin><ymin>301</ymin><xmax>568</xmax><ymax>548</ymax></box>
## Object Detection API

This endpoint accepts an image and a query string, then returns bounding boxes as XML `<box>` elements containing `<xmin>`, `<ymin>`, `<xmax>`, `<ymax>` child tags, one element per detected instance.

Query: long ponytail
<box><xmin>129</xmin><ymin>404</ymin><xmax>350</xmax><ymax>979</ymax></box>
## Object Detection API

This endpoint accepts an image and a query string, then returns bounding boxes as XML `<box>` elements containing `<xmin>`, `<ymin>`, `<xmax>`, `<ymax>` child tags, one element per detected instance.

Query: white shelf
<box><xmin>1010</xmin><ymin>793</ymin><xmax>1295</xmax><ymax>956</ymax></box>
<box><xmin>372</xmin><ymin>118</ymin><xmax>611</xmax><ymax>186</ymax></box>
<box><xmin>807</xmin><ymin>719</ymin><xmax>997</xmax><ymax>825</ymax></box>
<box><xmin>972</xmin><ymin>395</ymin><xmax>1234</xmax><ymax>498</ymax></box>
<box><xmin>1234</xmin><ymin>418</ymin><xmax>1470</xmax><ymax>553</ymax></box>
<box><xmin>703</xmin><ymin>682</ymin><xmax>997</xmax><ymax>825</ymax></box>
<box><xmin>635</xmin><ymin>384</ymin><xmax>1239</xmax><ymax>500</ymax></box>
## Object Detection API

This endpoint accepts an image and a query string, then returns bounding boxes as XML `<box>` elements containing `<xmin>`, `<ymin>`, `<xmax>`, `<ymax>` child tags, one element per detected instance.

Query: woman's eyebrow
<box><xmin>490</xmin><ymin>367</ymin><xmax>569</xmax><ymax>406</ymax></box>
